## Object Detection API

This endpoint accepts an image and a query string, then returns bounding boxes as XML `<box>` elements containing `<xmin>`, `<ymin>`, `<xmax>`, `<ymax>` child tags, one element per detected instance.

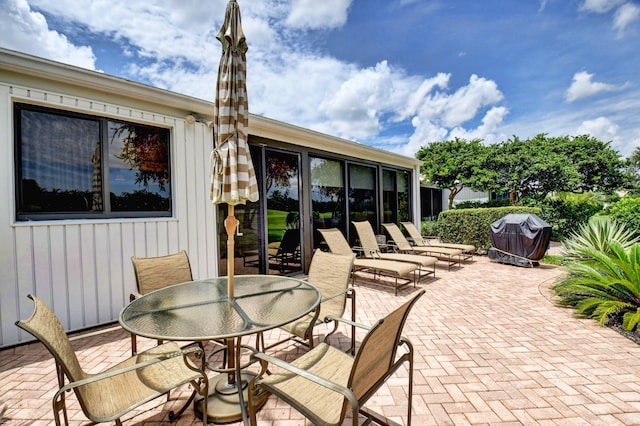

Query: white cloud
<box><xmin>0</xmin><ymin>0</ymin><xmax>96</xmax><ymax>69</ymax></box>
<box><xmin>576</xmin><ymin>116</ymin><xmax>619</xmax><ymax>141</ymax></box>
<box><xmin>400</xmin><ymin>77</ymin><xmax>506</xmax><ymax>156</ymax></box>
<box><xmin>579</xmin><ymin>0</ymin><xmax>639</xmax><ymax>37</ymax></box>
<box><xmin>580</xmin><ymin>0</ymin><xmax>625</xmax><ymax>14</ymax></box>
<box><xmin>613</xmin><ymin>2</ymin><xmax>640</xmax><ymax>37</ymax></box>
<box><xmin>396</xmin><ymin>73</ymin><xmax>450</xmax><ymax>122</ymax></box>
<box><xmin>449</xmin><ymin>106</ymin><xmax>509</xmax><ymax>143</ymax></box>
<box><xmin>286</xmin><ymin>0</ymin><xmax>352</xmax><ymax>29</ymax></box>
<box><xmin>566</xmin><ymin>71</ymin><xmax>621</xmax><ymax>102</ymax></box>
<box><xmin>420</xmin><ymin>74</ymin><xmax>504</xmax><ymax>128</ymax></box>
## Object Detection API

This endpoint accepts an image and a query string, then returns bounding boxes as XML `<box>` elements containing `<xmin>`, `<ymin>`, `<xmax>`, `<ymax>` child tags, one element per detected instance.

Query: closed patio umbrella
<box><xmin>210</xmin><ymin>0</ymin><xmax>258</xmax><ymax>299</ymax></box>
<box><xmin>208</xmin><ymin>1</ymin><xmax>259</xmax><ymax>423</ymax></box>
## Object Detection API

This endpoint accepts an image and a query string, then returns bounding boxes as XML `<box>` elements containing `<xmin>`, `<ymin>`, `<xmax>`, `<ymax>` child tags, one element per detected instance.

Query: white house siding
<box><xmin>0</xmin><ymin>48</ymin><xmax>422</xmax><ymax>348</ymax></box>
<box><xmin>443</xmin><ymin>187</ymin><xmax>491</xmax><ymax>208</ymax></box>
<box><xmin>0</xmin><ymin>79</ymin><xmax>217</xmax><ymax>348</ymax></box>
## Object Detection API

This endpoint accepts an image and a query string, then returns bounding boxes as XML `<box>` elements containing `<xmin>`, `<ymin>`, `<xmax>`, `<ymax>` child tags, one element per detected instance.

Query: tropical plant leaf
<box><xmin>553</xmin><ymin>238</ymin><xmax>640</xmax><ymax>330</ymax></box>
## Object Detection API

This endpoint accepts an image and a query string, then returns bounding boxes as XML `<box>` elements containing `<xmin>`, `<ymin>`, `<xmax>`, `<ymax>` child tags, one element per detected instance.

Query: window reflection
<box><xmin>19</xmin><ymin>109</ymin><xmax>101</xmax><ymax>213</ymax></box>
<box><xmin>311</xmin><ymin>157</ymin><xmax>345</xmax><ymax>249</ymax></box>
<box><xmin>108</xmin><ymin>122</ymin><xmax>170</xmax><ymax>212</ymax></box>
<box><xmin>266</xmin><ymin>150</ymin><xmax>301</xmax><ymax>274</ymax></box>
<box><xmin>348</xmin><ymin>164</ymin><xmax>376</xmax><ymax>244</ymax></box>
<box><xmin>15</xmin><ymin>104</ymin><xmax>172</xmax><ymax>219</ymax></box>
<box><xmin>383</xmin><ymin>170</ymin><xmax>411</xmax><ymax>225</ymax></box>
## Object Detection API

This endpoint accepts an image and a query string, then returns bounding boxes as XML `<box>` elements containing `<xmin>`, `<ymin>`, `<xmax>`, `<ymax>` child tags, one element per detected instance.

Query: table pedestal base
<box><xmin>194</xmin><ymin>372</ymin><xmax>267</xmax><ymax>424</ymax></box>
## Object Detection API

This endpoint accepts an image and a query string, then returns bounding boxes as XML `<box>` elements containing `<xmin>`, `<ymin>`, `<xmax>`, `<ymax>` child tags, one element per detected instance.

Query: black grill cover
<box><xmin>488</xmin><ymin>214</ymin><xmax>552</xmax><ymax>267</ymax></box>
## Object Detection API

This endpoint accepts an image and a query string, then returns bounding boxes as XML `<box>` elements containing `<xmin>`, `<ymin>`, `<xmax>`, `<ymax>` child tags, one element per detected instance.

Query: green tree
<box><xmin>484</xmin><ymin>134</ymin><xmax>579</xmax><ymax>204</ymax></box>
<box><xmin>625</xmin><ymin>146</ymin><xmax>640</xmax><ymax>194</ymax></box>
<box><xmin>552</xmin><ymin>135</ymin><xmax>624</xmax><ymax>194</ymax></box>
<box><xmin>416</xmin><ymin>138</ymin><xmax>490</xmax><ymax>209</ymax></box>
<box><xmin>602</xmin><ymin>197</ymin><xmax>640</xmax><ymax>237</ymax></box>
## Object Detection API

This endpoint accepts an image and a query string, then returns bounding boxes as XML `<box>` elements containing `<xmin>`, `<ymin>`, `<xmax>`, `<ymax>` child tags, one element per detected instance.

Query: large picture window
<box><xmin>15</xmin><ymin>103</ymin><xmax>171</xmax><ymax>220</ymax></box>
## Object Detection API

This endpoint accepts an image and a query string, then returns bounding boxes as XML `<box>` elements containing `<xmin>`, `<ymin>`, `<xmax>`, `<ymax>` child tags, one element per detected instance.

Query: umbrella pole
<box><xmin>224</xmin><ymin>204</ymin><xmax>238</xmax><ymax>299</ymax></box>
<box><xmin>224</xmin><ymin>204</ymin><xmax>238</xmax><ymax>385</ymax></box>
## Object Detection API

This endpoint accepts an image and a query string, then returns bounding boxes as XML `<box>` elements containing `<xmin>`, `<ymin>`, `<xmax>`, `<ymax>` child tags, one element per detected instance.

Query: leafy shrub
<box><xmin>562</xmin><ymin>217</ymin><xmax>640</xmax><ymax>262</ymax></box>
<box><xmin>455</xmin><ymin>198</ymin><xmax>510</xmax><ymax>209</ymax></box>
<box><xmin>553</xmin><ymin>242</ymin><xmax>640</xmax><ymax>331</ymax></box>
<box><xmin>437</xmin><ymin>206</ymin><xmax>541</xmax><ymax>253</ymax></box>
<box><xmin>421</xmin><ymin>219</ymin><xmax>439</xmax><ymax>237</ymax></box>
<box><xmin>532</xmin><ymin>194</ymin><xmax>603</xmax><ymax>240</ymax></box>
<box><xmin>601</xmin><ymin>197</ymin><xmax>640</xmax><ymax>238</ymax></box>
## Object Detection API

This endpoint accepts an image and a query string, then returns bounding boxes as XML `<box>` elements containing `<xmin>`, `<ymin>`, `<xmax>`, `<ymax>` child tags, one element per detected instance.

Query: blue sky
<box><xmin>1</xmin><ymin>0</ymin><xmax>639</xmax><ymax>158</ymax></box>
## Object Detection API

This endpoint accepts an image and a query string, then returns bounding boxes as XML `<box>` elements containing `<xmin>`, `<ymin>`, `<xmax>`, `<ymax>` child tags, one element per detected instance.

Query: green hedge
<box><xmin>436</xmin><ymin>206</ymin><xmax>542</xmax><ymax>254</ymax></box>
<box><xmin>600</xmin><ymin>197</ymin><xmax>640</xmax><ymax>238</ymax></box>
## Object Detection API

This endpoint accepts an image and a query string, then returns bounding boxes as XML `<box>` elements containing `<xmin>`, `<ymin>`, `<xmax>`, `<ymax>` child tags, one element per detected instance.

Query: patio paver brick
<box><xmin>2</xmin><ymin>255</ymin><xmax>640</xmax><ymax>425</ymax></box>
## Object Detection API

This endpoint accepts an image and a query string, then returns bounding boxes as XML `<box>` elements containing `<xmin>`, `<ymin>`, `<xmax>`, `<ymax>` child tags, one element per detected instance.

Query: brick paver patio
<box><xmin>2</xmin><ymin>255</ymin><xmax>640</xmax><ymax>425</ymax></box>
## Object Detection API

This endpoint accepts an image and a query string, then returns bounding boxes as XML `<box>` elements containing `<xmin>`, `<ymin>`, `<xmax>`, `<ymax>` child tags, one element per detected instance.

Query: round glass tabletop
<box><xmin>120</xmin><ymin>275</ymin><xmax>320</xmax><ymax>341</ymax></box>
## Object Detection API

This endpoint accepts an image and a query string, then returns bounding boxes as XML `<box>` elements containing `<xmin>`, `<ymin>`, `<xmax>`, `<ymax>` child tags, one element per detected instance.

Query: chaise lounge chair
<box><xmin>318</xmin><ymin>228</ymin><xmax>418</xmax><ymax>296</ymax></box>
<box><xmin>401</xmin><ymin>221</ymin><xmax>475</xmax><ymax>261</ymax></box>
<box><xmin>352</xmin><ymin>220</ymin><xmax>436</xmax><ymax>281</ymax></box>
<box><xmin>382</xmin><ymin>223</ymin><xmax>463</xmax><ymax>270</ymax></box>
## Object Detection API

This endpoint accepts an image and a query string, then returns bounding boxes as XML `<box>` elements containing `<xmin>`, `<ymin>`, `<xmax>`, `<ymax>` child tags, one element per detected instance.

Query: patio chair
<box><xmin>15</xmin><ymin>294</ymin><xmax>208</xmax><ymax>426</ymax></box>
<box><xmin>401</xmin><ymin>221</ymin><xmax>475</xmax><ymax>260</ymax></box>
<box><xmin>130</xmin><ymin>250</ymin><xmax>193</xmax><ymax>355</ymax></box>
<box><xmin>352</xmin><ymin>220</ymin><xmax>437</xmax><ymax>281</ymax></box>
<box><xmin>382</xmin><ymin>223</ymin><xmax>463</xmax><ymax>270</ymax></box>
<box><xmin>247</xmin><ymin>289</ymin><xmax>425</xmax><ymax>426</ymax></box>
<box><xmin>263</xmin><ymin>249</ymin><xmax>357</xmax><ymax>354</ymax></box>
<box><xmin>319</xmin><ymin>228</ymin><xmax>418</xmax><ymax>296</ymax></box>
<box><xmin>268</xmin><ymin>228</ymin><xmax>301</xmax><ymax>272</ymax></box>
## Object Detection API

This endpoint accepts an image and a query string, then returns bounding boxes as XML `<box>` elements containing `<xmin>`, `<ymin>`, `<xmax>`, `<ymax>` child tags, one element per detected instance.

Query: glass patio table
<box><xmin>119</xmin><ymin>275</ymin><xmax>321</xmax><ymax>424</ymax></box>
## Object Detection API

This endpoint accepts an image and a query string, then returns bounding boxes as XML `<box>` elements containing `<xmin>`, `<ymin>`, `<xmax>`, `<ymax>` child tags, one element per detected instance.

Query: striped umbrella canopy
<box><xmin>210</xmin><ymin>0</ymin><xmax>258</xmax><ymax>299</ymax></box>
<box><xmin>210</xmin><ymin>0</ymin><xmax>258</xmax><ymax>207</ymax></box>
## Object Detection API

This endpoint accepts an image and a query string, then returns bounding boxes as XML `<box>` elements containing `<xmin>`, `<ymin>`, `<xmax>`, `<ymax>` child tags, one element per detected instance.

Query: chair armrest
<box><xmin>358</xmin><ymin>245</ymin><xmax>383</xmax><ymax>258</ymax></box>
<box><xmin>54</xmin><ymin>344</ymin><xmax>205</xmax><ymax>398</ymax></box>
<box><xmin>323</xmin><ymin>315</ymin><xmax>370</xmax><ymax>330</ymax></box>
<box><xmin>351</xmin><ymin>245</ymin><xmax>366</xmax><ymax>257</ymax></box>
<box><xmin>251</xmin><ymin>351</ymin><xmax>359</xmax><ymax>410</ymax></box>
<box><xmin>386</xmin><ymin>240</ymin><xmax>399</xmax><ymax>251</ymax></box>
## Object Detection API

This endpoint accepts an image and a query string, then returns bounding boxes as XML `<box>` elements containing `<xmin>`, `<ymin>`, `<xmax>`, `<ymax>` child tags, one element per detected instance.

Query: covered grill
<box><xmin>488</xmin><ymin>213</ymin><xmax>552</xmax><ymax>267</ymax></box>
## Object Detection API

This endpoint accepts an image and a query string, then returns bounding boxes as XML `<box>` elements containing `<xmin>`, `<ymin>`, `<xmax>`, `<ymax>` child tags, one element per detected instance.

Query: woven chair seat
<box><xmin>259</xmin><ymin>343</ymin><xmax>353</xmax><ymax>425</ymax></box>
<box><xmin>81</xmin><ymin>342</ymin><xmax>203</xmax><ymax>421</ymax></box>
<box><xmin>352</xmin><ymin>220</ymin><xmax>437</xmax><ymax>281</ymax></box>
<box><xmin>383</xmin><ymin>223</ymin><xmax>463</xmax><ymax>270</ymax></box>
<box><xmin>401</xmin><ymin>221</ymin><xmax>476</xmax><ymax>254</ymax></box>
<box><xmin>319</xmin><ymin>228</ymin><xmax>418</xmax><ymax>295</ymax></box>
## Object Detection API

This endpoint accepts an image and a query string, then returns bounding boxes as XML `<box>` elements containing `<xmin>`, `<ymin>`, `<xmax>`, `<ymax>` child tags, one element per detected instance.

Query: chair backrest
<box><xmin>348</xmin><ymin>290</ymin><xmax>424</xmax><ymax>405</ymax></box>
<box><xmin>352</xmin><ymin>221</ymin><xmax>383</xmax><ymax>258</ymax></box>
<box><xmin>382</xmin><ymin>223</ymin><xmax>413</xmax><ymax>251</ymax></box>
<box><xmin>278</xmin><ymin>229</ymin><xmax>301</xmax><ymax>255</ymax></box>
<box><xmin>15</xmin><ymin>294</ymin><xmax>87</xmax><ymax>385</ymax></box>
<box><xmin>401</xmin><ymin>222</ymin><xmax>426</xmax><ymax>246</ymax></box>
<box><xmin>318</xmin><ymin>228</ymin><xmax>354</xmax><ymax>256</ymax></box>
<box><xmin>131</xmin><ymin>250</ymin><xmax>193</xmax><ymax>295</ymax></box>
<box><xmin>307</xmin><ymin>250</ymin><xmax>354</xmax><ymax>320</ymax></box>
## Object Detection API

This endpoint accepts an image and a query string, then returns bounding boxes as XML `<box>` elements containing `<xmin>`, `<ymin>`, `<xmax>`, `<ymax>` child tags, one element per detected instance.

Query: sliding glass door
<box><xmin>311</xmin><ymin>156</ymin><xmax>345</xmax><ymax>250</ymax></box>
<box><xmin>265</xmin><ymin>150</ymin><xmax>302</xmax><ymax>275</ymax></box>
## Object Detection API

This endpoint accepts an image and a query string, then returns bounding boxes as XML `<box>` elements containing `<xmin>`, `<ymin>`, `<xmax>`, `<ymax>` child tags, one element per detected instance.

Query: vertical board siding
<box><xmin>1</xmin><ymin>83</ymin><xmax>218</xmax><ymax>347</ymax></box>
